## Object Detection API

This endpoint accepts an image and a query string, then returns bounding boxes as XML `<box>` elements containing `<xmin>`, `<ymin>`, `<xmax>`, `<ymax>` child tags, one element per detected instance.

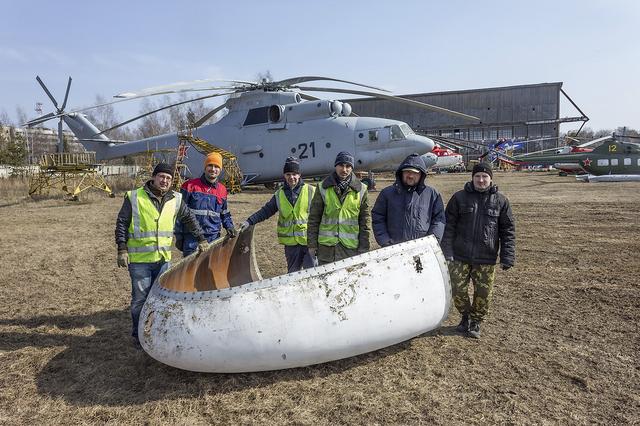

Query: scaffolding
<box><xmin>28</xmin><ymin>152</ymin><xmax>114</xmax><ymax>200</ymax></box>
<box><xmin>177</xmin><ymin>134</ymin><xmax>243</xmax><ymax>193</ymax></box>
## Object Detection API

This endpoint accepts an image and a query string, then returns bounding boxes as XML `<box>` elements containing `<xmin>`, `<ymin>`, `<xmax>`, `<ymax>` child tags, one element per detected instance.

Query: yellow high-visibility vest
<box><xmin>276</xmin><ymin>183</ymin><xmax>315</xmax><ymax>246</ymax></box>
<box><xmin>318</xmin><ymin>184</ymin><xmax>366</xmax><ymax>249</ymax></box>
<box><xmin>126</xmin><ymin>187</ymin><xmax>181</xmax><ymax>263</ymax></box>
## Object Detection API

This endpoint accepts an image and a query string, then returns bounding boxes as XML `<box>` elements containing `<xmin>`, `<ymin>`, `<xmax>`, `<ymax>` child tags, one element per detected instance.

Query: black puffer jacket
<box><xmin>441</xmin><ymin>181</ymin><xmax>515</xmax><ymax>266</ymax></box>
<box><xmin>372</xmin><ymin>153</ymin><xmax>445</xmax><ymax>246</ymax></box>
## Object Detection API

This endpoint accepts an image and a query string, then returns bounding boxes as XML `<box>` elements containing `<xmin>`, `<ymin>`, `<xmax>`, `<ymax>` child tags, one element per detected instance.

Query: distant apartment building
<box><xmin>1</xmin><ymin>125</ymin><xmax>85</xmax><ymax>161</ymax></box>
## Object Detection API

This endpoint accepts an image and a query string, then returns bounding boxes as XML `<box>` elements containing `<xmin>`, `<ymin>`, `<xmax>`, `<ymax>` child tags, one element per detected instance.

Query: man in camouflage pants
<box><xmin>441</xmin><ymin>163</ymin><xmax>515</xmax><ymax>338</ymax></box>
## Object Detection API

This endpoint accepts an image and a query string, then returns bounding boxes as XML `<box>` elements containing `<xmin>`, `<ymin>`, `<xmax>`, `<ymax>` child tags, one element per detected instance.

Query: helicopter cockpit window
<box><xmin>400</xmin><ymin>123</ymin><xmax>415</xmax><ymax>136</ymax></box>
<box><xmin>243</xmin><ymin>106</ymin><xmax>270</xmax><ymax>126</ymax></box>
<box><xmin>390</xmin><ymin>125</ymin><xmax>404</xmax><ymax>140</ymax></box>
<box><xmin>369</xmin><ymin>130</ymin><xmax>379</xmax><ymax>142</ymax></box>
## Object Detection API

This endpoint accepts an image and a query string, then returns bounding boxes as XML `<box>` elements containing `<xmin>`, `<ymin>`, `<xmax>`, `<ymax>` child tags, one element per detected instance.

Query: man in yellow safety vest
<box><xmin>239</xmin><ymin>157</ymin><xmax>316</xmax><ymax>272</ymax></box>
<box><xmin>307</xmin><ymin>151</ymin><xmax>371</xmax><ymax>265</ymax></box>
<box><xmin>115</xmin><ymin>163</ymin><xmax>207</xmax><ymax>349</ymax></box>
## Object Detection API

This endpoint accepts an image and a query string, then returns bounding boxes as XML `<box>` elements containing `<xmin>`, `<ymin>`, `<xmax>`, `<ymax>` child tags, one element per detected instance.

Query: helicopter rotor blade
<box><xmin>95</xmin><ymin>92</ymin><xmax>235</xmax><ymax>135</ymax></box>
<box><xmin>36</xmin><ymin>76</ymin><xmax>59</xmax><ymax>110</ymax></box>
<box><xmin>24</xmin><ymin>112</ymin><xmax>57</xmax><ymax>127</ymax></box>
<box><xmin>296</xmin><ymin>86</ymin><xmax>480</xmax><ymax>122</ymax></box>
<box><xmin>60</xmin><ymin>77</ymin><xmax>72</xmax><ymax>111</ymax></box>
<box><xmin>193</xmin><ymin>104</ymin><xmax>228</xmax><ymax>128</ymax></box>
<box><xmin>275</xmin><ymin>76</ymin><xmax>390</xmax><ymax>92</ymax></box>
<box><xmin>114</xmin><ymin>79</ymin><xmax>255</xmax><ymax>98</ymax></box>
<box><xmin>577</xmin><ymin>135</ymin><xmax>613</xmax><ymax>148</ymax></box>
<box><xmin>69</xmin><ymin>85</ymin><xmax>238</xmax><ymax>115</ymax></box>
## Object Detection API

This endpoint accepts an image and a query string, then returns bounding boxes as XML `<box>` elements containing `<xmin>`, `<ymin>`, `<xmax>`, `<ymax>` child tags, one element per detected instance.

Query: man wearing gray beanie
<box><xmin>307</xmin><ymin>151</ymin><xmax>371</xmax><ymax>264</ymax></box>
<box><xmin>441</xmin><ymin>162</ymin><xmax>516</xmax><ymax>339</ymax></box>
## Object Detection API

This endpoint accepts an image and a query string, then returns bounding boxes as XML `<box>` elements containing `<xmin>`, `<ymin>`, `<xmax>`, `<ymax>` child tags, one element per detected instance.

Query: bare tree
<box><xmin>0</xmin><ymin>109</ymin><xmax>12</xmax><ymax>126</ymax></box>
<box><xmin>594</xmin><ymin>129</ymin><xmax>612</xmax><ymax>138</ymax></box>
<box><xmin>256</xmin><ymin>70</ymin><xmax>274</xmax><ymax>83</ymax></box>
<box><xmin>616</xmin><ymin>126</ymin><xmax>639</xmax><ymax>137</ymax></box>
<box><xmin>84</xmin><ymin>94</ymin><xmax>131</xmax><ymax>140</ymax></box>
<box><xmin>15</xmin><ymin>106</ymin><xmax>28</xmax><ymax>126</ymax></box>
<box><xmin>135</xmin><ymin>99</ymin><xmax>170</xmax><ymax>139</ymax></box>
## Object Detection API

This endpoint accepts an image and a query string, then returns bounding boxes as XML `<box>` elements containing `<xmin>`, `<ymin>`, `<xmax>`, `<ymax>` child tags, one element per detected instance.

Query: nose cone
<box><xmin>421</xmin><ymin>152</ymin><xmax>438</xmax><ymax>169</ymax></box>
<box><xmin>409</xmin><ymin>134</ymin><xmax>435</xmax><ymax>154</ymax></box>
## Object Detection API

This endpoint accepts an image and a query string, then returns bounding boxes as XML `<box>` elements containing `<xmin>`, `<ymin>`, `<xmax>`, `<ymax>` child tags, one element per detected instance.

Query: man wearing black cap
<box><xmin>441</xmin><ymin>162</ymin><xmax>515</xmax><ymax>339</ymax></box>
<box><xmin>239</xmin><ymin>157</ymin><xmax>316</xmax><ymax>272</ymax></box>
<box><xmin>372</xmin><ymin>153</ymin><xmax>446</xmax><ymax>247</ymax></box>
<box><xmin>307</xmin><ymin>151</ymin><xmax>371</xmax><ymax>265</ymax></box>
<box><xmin>115</xmin><ymin>163</ymin><xmax>207</xmax><ymax>349</ymax></box>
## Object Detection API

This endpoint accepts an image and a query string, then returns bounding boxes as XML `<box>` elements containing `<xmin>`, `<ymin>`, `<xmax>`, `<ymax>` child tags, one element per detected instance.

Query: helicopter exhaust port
<box><xmin>269</xmin><ymin>105</ymin><xmax>285</xmax><ymax>123</ymax></box>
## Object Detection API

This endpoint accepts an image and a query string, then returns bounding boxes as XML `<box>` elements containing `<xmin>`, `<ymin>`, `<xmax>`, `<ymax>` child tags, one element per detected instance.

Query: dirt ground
<box><xmin>0</xmin><ymin>171</ymin><xmax>638</xmax><ymax>425</ymax></box>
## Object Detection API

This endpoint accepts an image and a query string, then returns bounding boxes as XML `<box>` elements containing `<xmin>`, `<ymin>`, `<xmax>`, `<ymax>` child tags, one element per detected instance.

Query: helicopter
<box><xmin>25</xmin><ymin>76</ymin><xmax>479</xmax><ymax>186</ymax></box>
<box><xmin>574</xmin><ymin>136</ymin><xmax>640</xmax><ymax>182</ymax></box>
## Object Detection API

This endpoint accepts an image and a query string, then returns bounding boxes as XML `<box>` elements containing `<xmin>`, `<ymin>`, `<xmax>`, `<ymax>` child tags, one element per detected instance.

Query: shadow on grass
<box><xmin>0</xmin><ymin>309</ymin><xmax>412</xmax><ymax>407</ymax></box>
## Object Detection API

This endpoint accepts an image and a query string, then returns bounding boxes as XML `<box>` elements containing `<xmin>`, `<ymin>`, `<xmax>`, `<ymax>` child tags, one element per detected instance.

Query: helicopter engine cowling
<box><xmin>284</xmin><ymin>99</ymin><xmax>347</xmax><ymax>123</ymax></box>
<box><xmin>342</xmin><ymin>102</ymin><xmax>352</xmax><ymax>117</ymax></box>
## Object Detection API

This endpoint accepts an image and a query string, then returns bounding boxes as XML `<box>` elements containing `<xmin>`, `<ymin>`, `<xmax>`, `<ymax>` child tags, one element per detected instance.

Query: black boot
<box><xmin>456</xmin><ymin>314</ymin><xmax>469</xmax><ymax>333</ymax></box>
<box><xmin>468</xmin><ymin>321</ymin><xmax>481</xmax><ymax>339</ymax></box>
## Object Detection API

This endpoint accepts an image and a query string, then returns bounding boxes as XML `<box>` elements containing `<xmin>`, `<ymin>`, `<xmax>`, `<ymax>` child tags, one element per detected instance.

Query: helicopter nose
<box><xmin>410</xmin><ymin>134</ymin><xmax>435</xmax><ymax>154</ymax></box>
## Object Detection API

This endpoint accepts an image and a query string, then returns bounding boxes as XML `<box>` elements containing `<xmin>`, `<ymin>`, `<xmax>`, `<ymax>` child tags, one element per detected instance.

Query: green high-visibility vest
<box><xmin>318</xmin><ymin>184</ymin><xmax>366</xmax><ymax>249</ymax></box>
<box><xmin>126</xmin><ymin>187</ymin><xmax>181</xmax><ymax>263</ymax></box>
<box><xmin>276</xmin><ymin>183</ymin><xmax>315</xmax><ymax>246</ymax></box>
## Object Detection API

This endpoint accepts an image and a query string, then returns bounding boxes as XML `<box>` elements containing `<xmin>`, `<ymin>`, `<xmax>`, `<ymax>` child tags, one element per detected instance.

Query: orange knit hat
<box><xmin>204</xmin><ymin>152</ymin><xmax>223</xmax><ymax>169</ymax></box>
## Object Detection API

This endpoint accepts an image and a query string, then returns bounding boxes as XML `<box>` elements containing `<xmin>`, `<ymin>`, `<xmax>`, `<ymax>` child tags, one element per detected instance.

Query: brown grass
<box><xmin>1</xmin><ymin>172</ymin><xmax>639</xmax><ymax>424</ymax></box>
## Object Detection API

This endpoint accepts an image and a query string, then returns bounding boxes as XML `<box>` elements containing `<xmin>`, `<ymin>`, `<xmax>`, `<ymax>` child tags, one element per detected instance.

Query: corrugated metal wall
<box><xmin>346</xmin><ymin>82</ymin><xmax>562</xmax><ymax>146</ymax></box>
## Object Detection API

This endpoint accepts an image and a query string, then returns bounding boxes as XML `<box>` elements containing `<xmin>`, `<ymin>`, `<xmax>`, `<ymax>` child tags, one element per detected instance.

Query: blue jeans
<box><xmin>128</xmin><ymin>261</ymin><xmax>169</xmax><ymax>341</ymax></box>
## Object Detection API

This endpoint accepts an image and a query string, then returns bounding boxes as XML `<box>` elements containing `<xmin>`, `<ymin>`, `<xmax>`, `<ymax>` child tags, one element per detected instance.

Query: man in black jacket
<box><xmin>441</xmin><ymin>163</ymin><xmax>515</xmax><ymax>339</ymax></box>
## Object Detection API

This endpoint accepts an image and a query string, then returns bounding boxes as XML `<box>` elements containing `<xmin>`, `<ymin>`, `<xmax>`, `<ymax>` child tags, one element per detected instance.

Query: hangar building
<box><xmin>346</xmin><ymin>82</ymin><xmax>588</xmax><ymax>155</ymax></box>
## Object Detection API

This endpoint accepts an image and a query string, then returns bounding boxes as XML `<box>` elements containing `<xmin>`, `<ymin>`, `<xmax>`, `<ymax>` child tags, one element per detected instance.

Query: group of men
<box><xmin>115</xmin><ymin>149</ymin><xmax>515</xmax><ymax>349</ymax></box>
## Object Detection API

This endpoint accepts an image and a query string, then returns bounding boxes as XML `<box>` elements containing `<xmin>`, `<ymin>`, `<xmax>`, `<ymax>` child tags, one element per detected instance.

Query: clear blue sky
<box><xmin>1</xmin><ymin>0</ymin><xmax>638</xmax><ymax>133</ymax></box>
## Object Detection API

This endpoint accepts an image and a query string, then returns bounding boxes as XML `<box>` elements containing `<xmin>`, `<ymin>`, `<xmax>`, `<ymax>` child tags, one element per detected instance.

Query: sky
<box><xmin>1</xmin><ymin>0</ymin><xmax>639</xmax><ymax>134</ymax></box>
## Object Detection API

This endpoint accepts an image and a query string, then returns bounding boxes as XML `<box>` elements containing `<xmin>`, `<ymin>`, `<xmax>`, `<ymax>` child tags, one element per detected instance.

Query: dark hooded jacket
<box><xmin>441</xmin><ymin>181</ymin><xmax>516</xmax><ymax>266</ymax></box>
<box><xmin>372</xmin><ymin>154</ymin><xmax>445</xmax><ymax>246</ymax></box>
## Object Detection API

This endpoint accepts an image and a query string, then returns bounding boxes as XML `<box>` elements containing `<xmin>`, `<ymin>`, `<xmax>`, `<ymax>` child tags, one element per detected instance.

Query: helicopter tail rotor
<box><xmin>29</xmin><ymin>76</ymin><xmax>73</xmax><ymax>153</ymax></box>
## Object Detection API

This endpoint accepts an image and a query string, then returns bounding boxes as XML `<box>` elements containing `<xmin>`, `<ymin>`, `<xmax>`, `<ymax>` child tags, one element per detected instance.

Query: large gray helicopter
<box><xmin>26</xmin><ymin>76</ymin><xmax>479</xmax><ymax>185</ymax></box>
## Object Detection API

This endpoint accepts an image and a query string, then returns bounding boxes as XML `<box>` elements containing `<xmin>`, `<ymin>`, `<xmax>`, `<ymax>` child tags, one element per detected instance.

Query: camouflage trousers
<box><xmin>448</xmin><ymin>260</ymin><xmax>496</xmax><ymax>322</ymax></box>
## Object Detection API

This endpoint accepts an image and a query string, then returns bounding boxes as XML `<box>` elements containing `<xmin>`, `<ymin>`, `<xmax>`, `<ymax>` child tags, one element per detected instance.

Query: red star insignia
<box><xmin>582</xmin><ymin>158</ymin><xmax>592</xmax><ymax>167</ymax></box>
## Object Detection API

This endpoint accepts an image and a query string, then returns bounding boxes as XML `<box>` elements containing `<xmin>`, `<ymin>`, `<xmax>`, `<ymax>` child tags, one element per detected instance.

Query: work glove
<box><xmin>501</xmin><ymin>264</ymin><xmax>512</xmax><ymax>271</ymax></box>
<box><xmin>175</xmin><ymin>237</ymin><xmax>184</xmax><ymax>251</ymax></box>
<box><xmin>117</xmin><ymin>251</ymin><xmax>129</xmax><ymax>268</ymax></box>
<box><xmin>226</xmin><ymin>227</ymin><xmax>238</xmax><ymax>239</ymax></box>
<box><xmin>197</xmin><ymin>240</ymin><xmax>209</xmax><ymax>254</ymax></box>
<box><xmin>239</xmin><ymin>221</ymin><xmax>251</xmax><ymax>233</ymax></box>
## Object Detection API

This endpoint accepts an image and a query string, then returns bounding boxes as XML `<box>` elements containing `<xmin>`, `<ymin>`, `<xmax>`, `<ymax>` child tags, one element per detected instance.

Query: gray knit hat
<box><xmin>334</xmin><ymin>151</ymin><xmax>354</xmax><ymax>167</ymax></box>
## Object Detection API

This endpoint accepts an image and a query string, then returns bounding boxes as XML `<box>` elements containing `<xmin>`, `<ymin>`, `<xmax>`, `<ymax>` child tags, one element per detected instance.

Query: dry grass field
<box><xmin>1</xmin><ymin>171</ymin><xmax>639</xmax><ymax>425</ymax></box>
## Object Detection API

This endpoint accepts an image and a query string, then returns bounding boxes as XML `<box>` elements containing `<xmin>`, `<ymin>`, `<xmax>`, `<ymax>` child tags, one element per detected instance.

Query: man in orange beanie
<box><xmin>175</xmin><ymin>151</ymin><xmax>237</xmax><ymax>256</ymax></box>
